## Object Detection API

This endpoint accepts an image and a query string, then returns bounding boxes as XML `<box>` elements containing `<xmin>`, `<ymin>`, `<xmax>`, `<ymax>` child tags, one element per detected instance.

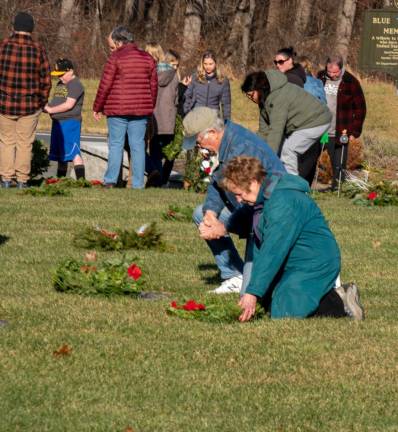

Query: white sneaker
<box><xmin>210</xmin><ymin>275</ymin><xmax>243</xmax><ymax>294</ymax></box>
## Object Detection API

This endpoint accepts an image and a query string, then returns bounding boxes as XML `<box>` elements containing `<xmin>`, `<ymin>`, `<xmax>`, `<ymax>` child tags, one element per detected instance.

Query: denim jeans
<box><xmin>105</xmin><ymin>116</ymin><xmax>148</xmax><ymax>188</ymax></box>
<box><xmin>193</xmin><ymin>204</ymin><xmax>253</xmax><ymax>287</ymax></box>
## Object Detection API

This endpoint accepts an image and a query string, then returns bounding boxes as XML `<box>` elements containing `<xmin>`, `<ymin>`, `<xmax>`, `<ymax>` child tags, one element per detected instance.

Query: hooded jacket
<box><xmin>258</xmin><ymin>70</ymin><xmax>332</xmax><ymax>152</ymax></box>
<box><xmin>245</xmin><ymin>173</ymin><xmax>341</xmax><ymax>319</ymax></box>
<box><xmin>153</xmin><ymin>65</ymin><xmax>179</xmax><ymax>135</ymax></box>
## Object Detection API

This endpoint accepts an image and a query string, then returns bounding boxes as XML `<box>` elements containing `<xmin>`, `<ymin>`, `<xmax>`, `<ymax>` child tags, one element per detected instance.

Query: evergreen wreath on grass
<box><xmin>73</xmin><ymin>223</ymin><xmax>166</xmax><ymax>251</ymax></box>
<box><xmin>343</xmin><ymin>175</ymin><xmax>398</xmax><ymax>207</ymax></box>
<box><xmin>162</xmin><ymin>204</ymin><xmax>194</xmax><ymax>222</ymax></box>
<box><xmin>54</xmin><ymin>252</ymin><xmax>144</xmax><ymax>296</ymax></box>
<box><xmin>167</xmin><ymin>298</ymin><xmax>265</xmax><ymax>323</ymax></box>
<box><xmin>44</xmin><ymin>178</ymin><xmax>103</xmax><ymax>188</ymax></box>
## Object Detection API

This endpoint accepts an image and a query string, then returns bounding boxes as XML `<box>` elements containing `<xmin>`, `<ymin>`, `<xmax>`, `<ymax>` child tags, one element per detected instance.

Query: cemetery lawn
<box><xmin>0</xmin><ymin>188</ymin><xmax>397</xmax><ymax>431</ymax></box>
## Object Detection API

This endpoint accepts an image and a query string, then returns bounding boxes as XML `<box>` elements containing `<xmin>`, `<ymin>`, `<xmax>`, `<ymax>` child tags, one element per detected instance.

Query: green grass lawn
<box><xmin>1</xmin><ymin>188</ymin><xmax>398</xmax><ymax>431</ymax></box>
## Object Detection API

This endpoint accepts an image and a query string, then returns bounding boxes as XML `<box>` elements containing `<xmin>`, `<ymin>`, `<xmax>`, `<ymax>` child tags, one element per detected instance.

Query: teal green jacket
<box><xmin>258</xmin><ymin>70</ymin><xmax>332</xmax><ymax>152</ymax></box>
<box><xmin>245</xmin><ymin>174</ymin><xmax>340</xmax><ymax>319</ymax></box>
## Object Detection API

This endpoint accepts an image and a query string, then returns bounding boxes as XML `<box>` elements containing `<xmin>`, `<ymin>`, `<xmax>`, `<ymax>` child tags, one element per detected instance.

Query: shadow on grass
<box><xmin>198</xmin><ymin>263</ymin><xmax>220</xmax><ymax>285</ymax></box>
<box><xmin>0</xmin><ymin>235</ymin><xmax>9</xmax><ymax>246</ymax></box>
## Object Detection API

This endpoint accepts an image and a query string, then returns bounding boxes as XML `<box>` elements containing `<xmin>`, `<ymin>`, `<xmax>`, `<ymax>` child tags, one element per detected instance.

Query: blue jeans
<box><xmin>105</xmin><ymin>116</ymin><xmax>148</xmax><ymax>188</ymax></box>
<box><xmin>193</xmin><ymin>204</ymin><xmax>253</xmax><ymax>290</ymax></box>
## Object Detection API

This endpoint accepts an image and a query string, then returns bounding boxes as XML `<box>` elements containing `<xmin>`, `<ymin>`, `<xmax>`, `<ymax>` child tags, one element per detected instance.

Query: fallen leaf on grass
<box><xmin>84</xmin><ymin>251</ymin><xmax>98</xmax><ymax>262</ymax></box>
<box><xmin>372</xmin><ymin>240</ymin><xmax>381</xmax><ymax>249</ymax></box>
<box><xmin>53</xmin><ymin>344</ymin><xmax>72</xmax><ymax>357</ymax></box>
<box><xmin>125</xmin><ymin>427</ymin><xmax>135</xmax><ymax>432</ymax></box>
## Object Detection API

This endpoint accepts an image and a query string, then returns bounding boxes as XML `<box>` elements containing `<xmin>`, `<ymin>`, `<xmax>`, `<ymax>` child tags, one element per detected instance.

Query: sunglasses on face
<box><xmin>273</xmin><ymin>58</ymin><xmax>289</xmax><ymax>66</ymax></box>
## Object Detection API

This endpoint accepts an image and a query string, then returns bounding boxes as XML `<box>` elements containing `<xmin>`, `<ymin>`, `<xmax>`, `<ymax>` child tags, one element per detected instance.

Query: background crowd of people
<box><xmin>0</xmin><ymin>12</ymin><xmax>368</xmax><ymax>321</ymax></box>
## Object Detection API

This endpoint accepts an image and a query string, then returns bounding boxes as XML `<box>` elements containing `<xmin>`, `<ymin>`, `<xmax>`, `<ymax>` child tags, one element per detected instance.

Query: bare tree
<box><xmin>294</xmin><ymin>0</ymin><xmax>313</xmax><ymax>35</ymax></box>
<box><xmin>264</xmin><ymin>0</ymin><xmax>280</xmax><ymax>37</ymax></box>
<box><xmin>335</xmin><ymin>0</ymin><xmax>357</xmax><ymax>61</ymax></box>
<box><xmin>224</xmin><ymin>0</ymin><xmax>256</xmax><ymax>72</ymax></box>
<box><xmin>182</xmin><ymin>0</ymin><xmax>204</xmax><ymax>58</ymax></box>
<box><xmin>91</xmin><ymin>0</ymin><xmax>104</xmax><ymax>49</ymax></box>
<box><xmin>145</xmin><ymin>0</ymin><xmax>161</xmax><ymax>40</ymax></box>
<box><xmin>125</xmin><ymin>0</ymin><xmax>135</xmax><ymax>18</ymax></box>
<box><xmin>58</xmin><ymin>0</ymin><xmax>78</xmax><ymax>46</ymax></box>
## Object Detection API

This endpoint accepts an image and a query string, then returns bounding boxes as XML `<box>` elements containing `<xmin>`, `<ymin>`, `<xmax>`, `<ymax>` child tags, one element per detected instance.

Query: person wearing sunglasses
<box><xmin>274</xmin><ymin>46</ymin><xmax>306</xmax><ymax>88</ymax></box>
<box><xmin>241</xmin><ymin>70</ymin><xmax>331</xmax><ymax>183</ymax></box>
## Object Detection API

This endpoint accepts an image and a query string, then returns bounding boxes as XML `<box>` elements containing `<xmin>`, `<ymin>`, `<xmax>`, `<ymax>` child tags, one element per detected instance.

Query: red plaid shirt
<box><xmin>0</xmin><ymin>33</ymin><xmax>51</xmax><ymax>116</ymax></box>
<box><xmin>318</xmin><ymin>70</ymin><xmax>366</xmax><ymax>139</ymax></box>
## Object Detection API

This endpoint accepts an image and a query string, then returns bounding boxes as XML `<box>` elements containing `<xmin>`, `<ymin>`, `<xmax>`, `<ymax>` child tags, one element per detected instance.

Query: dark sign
<box><xmin>359</xmin><ymin>7</ymin><xmax>398</xmax><ymax>78</ymax></box>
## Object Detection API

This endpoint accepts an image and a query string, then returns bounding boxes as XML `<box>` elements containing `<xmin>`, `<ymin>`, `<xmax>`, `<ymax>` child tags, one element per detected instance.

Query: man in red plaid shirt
<box><xmin>318</xmin><ymin>54</ymin><xmax>367</xmax><ymax>191</ymax></box>
<box><xmin>0</xmin><ymin>12</ymin><xmax>51</xmax><ymax>188</ymax></box>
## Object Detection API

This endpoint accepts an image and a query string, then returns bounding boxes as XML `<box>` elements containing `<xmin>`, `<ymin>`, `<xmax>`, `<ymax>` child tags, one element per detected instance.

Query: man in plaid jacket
<box><xmin>318</xmin><ymin>55</ymin><xmax>366</xmax><ymax>191</ymax></box>
<box><xmin>0</xmin><ymin>12</ymin><xmax>51</xmax><ymax>188</ymax></box>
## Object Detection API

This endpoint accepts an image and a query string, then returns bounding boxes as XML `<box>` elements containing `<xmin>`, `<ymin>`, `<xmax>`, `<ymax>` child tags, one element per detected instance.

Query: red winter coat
<box><xmin>93</xmin><ymin>43</ymin><xmax>157</xmax><ymax>116</ymax></box>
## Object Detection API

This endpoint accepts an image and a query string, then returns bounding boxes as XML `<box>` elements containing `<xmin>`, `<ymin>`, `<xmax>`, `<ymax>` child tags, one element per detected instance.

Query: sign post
<box><xmin>359</xmin><ymin>3</ymin><xmax>398</xmax><ymax>94</ymax></box>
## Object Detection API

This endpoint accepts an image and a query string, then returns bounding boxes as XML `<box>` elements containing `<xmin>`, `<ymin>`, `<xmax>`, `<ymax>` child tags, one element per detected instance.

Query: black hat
<box><xmin>13</xmin><ymin>12</ymin><xmax>34</xmax><ymax>33</ymax></box>
<box><xmin>51</xmin><ymin>58</ymin><xmax>74</xmax><ymax>76</ymax></box>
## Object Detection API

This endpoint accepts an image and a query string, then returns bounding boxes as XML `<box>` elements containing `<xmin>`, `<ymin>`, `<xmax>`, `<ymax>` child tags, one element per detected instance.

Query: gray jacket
<box><xmin>153</xmin><ymin>68</ymin><xmax>179</xmax><ymax>135</ymax></box>
<box><xmin>183</xmin><ymin>74</ymin><xmax>231</xmax><ymax>119</ymax></box>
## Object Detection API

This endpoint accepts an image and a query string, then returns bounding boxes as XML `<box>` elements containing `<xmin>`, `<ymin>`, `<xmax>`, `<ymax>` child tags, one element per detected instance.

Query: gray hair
<box><xmin>326</xmin><ymin>54</ymin><xmax>344</xmax><ymax>69</ymax></box>
<box><xmin>203</xmin><ymin>117</ymin><xmax>225</xmax><ymax>134</ymax></box>
<box><xmin>110</xmin><ymin>26</ymin><xmax>134</xmax><ymax>44</ymax></box>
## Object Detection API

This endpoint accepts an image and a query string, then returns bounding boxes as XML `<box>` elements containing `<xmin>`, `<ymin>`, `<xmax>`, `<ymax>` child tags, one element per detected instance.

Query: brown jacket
<box><xmin>153</xmin><ymin>67</ymin><xmax>179</xmax><ymax>134</ymax></box>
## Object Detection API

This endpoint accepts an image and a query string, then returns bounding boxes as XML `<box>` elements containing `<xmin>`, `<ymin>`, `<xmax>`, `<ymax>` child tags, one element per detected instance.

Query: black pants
<box><xmin>311</xmin><ymin>288</ymin><xmax>347</xmax><ymax>318</ymax></box>
<box><xmin>326</xmin><ymin>137</ymin><xmax>348</xmax><ymax>189</ymax></box>
<box><xmin>297</xmin><ymin>140</ymin><xmax>322</xmax><ymax>185</ymax></box>
<box><xmin>260</xmin><ymin>287</ymin><xmax>347</xmax><ymax>319</ymax></box>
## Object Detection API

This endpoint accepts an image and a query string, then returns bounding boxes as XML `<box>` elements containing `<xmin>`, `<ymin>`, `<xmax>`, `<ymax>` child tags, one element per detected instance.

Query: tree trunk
<box><xmin>264</xmin><ymin>0</ymin><xmax>280</xmax><ymax>36</ymax></box>
<box><xmin>58</xmin><ymin>0</ymin><xmax>77</xmax><ymax>45</ymax></box>
<box><xmin>335</xmin><ymin>0</ymin><xmax>357</xmax><ymax>61</ymax></box>
<box><xmin>91</xmin><ymin>0</ymin><xmax>104</xmax><ymax>49</ymax></box>
<box><xmin>182</xmin><ymin>0</ymin><xmax>204</xmax><ymax>59</ymax></box>
<box><xmin>294</xmin><ymin>0</ymin><xmax>313</xmax><ymax>35</ymax></box>
<box><xmin>144</xmin><ymin>0</ymin><xmax>161</xmax><ymax>39</ymax></box>
<box><xmin>125</xmin><ymin>0</ymin><xmax>135</xmax><ymax>18</ymax></box>
<box><xmin>224</xmin><ymin>0</ymin><xmax>256</xmax><ymax>72</ymax></box>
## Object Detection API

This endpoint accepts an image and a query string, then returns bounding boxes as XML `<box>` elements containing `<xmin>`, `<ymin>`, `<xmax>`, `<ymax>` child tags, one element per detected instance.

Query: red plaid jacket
<box><xmin>318</xmin><ymin>70</ymin><xmax>366</xmax><ymax>139</ymax></box>
<box><xmin>0</xmin><ymin>33</ymin><xmax>51</xmax><ymax>116</ymax></box>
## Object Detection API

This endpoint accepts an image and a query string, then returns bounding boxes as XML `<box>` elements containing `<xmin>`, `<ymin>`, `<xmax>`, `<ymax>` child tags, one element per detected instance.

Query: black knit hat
<box><xmin>13</xmin><ymin>12</ymin><xmax>34</xmax><ymax>33</ymax></box>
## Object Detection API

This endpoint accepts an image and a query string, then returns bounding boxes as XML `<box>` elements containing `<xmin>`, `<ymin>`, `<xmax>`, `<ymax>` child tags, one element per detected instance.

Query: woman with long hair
<box><xmin>183</xmin><ymin>50</ymin><xmax>231</xmax><ymax>119</ymax></box>
<box><xmin>145</xmin><ymin>43</ymin><xmax>179</xmax><ymax>187</ymax></box>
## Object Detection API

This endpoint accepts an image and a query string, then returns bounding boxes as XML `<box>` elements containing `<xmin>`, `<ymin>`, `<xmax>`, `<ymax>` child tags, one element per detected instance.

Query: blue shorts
<box><xmin>49</xmin><ymin>119</ymin><xmax>82</xmax><ymax>162</ymax></box>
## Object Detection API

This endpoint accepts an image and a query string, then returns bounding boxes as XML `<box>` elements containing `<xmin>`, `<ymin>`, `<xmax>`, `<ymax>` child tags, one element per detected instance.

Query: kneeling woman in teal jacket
<box><xmin>221</xmin><ymin>156</ymin><xmax>364</xmax><ymax>321</ymax></box>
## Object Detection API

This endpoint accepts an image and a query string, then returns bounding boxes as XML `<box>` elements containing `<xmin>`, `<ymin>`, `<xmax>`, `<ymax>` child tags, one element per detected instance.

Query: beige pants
<box><xmin>0</xmin><ymin>110</ymin><xmax>41</xmax><ymax>182</ymax></box>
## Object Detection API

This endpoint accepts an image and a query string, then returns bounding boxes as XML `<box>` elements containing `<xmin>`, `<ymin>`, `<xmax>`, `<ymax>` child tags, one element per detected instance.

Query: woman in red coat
<box><xmin>93</xmin><ymin>26</ymin><xmax>158</xmax><ymax>188</ymax></box>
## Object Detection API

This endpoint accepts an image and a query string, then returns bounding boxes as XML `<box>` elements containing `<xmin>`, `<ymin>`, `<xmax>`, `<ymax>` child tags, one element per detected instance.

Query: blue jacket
<box><xmin>203</xmin><ymin>120</ymin><xmax>286</xmax><ymax>215</ymax></box>
<box><xmin>246</xmin><ymin>174</ymin><xmax>341</xmax><ymax>319</ymax></box>
<box><xmin>304</xmin><ymin>75</ymin><xmax>327</xmax><ymax>104</ymax></box>
<box><xmin>183</xmin><ymin>74</ymin><xmax>231</xmax><ymax>119</ymax></box>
